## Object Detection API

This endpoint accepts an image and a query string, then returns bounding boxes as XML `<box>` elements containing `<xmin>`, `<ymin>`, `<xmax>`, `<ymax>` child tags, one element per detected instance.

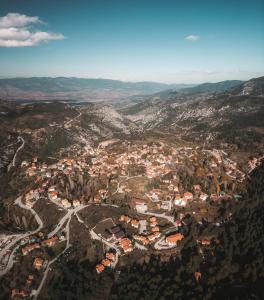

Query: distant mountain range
<box><xmin>0</xmin><ymin>77</ymin><xmax>194</xmax><ymax>101</ymax></box>
<box><xmin>0</xmin><ymin>76</ymin><xmax>262</xmax><ymax>103</ymax></box>
<box><xmin>180</xmin><ymin>80</ymin><xmax>244</xmax><ymax>94</ymax></box>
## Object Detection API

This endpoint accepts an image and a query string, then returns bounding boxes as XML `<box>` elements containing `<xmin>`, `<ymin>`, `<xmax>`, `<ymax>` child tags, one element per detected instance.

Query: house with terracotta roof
<box><xmin>133</xmin><ymin>234</ymin><xmax>149</xmax><ymax>245</ymax></box>
<box><xmin>200</xmin><ymin>239</ymin><xmax>211</xmax><ymax>246</ymax></box>
<box><xmin>26</xmin><ymin>275</ymin><xmax>34</xmax><ymax>286</ymax></box>
<box><xmin>165</xmin><ymin>233</ymin><xmax>184</xmax><ymax>245</ymax></box>
<box><xmin>133</xmin><ymin>198</ymin><xmax>148</xmax><ymax>213</ymax></box>
<box><xmin>119</xmin><ymin>238</ymin><xmax>133</xmax><ymax>253</ymax></box>
<box><xmin>120</xmin><ymin>215</ymin><xmax>131</xmax><ymax>223</ymax></box>
<box><xmin>48</xmin><ymin>190</ymin><xmax>58</xmax><ymax>201</ymax></box>
<box><xmin>131</xmin><ymin>219</ymin><xmax>139</xmax><ymax>228</ymax></box>
<box><xmin>33</xmin><ymin>257</ymin><xmax>44</xmax><ymax>270</ymax></box>
<box><xmin>96</xmin><ymin>264</ymin><xmax>105</xmax><ymax>274</ymax></box>
<box><xmin>106</xmin><ymin>252</ymin><xmax>115</xmax><ymax>261</ymax></box>
<box><xmin>194</xmin><ymin>271</ymin><xmax>202</xmax><ymax>281</ymax></box>
<box><xmin>148</xmin><ymin>232</ymin><xmax>160</xmax><ymax>241</ymax></box>
<box><xmin>174</xmin><ymin>194</ymin><xmax>187</xmax><ymax>207</ymax></box>
<box><xmin>21</xmin><ymin>243</ymin><xmax>40</xmax><ymax>255</ymax></box>
<box><xmin>183</xmin><ymin>192</ymin><xmax>193</xmax><ymax>201</ymax></box>
<box><xmin>11</xmin><ymin>289</ymin><xmax>29</xmax><ymax>299</ymax></box>
<box><xmin>101</xmin><ymin>259</ymin><xmax>111</xmax><ymax>267</ymax></box>
<box><xmin>42</xmin><ymin>236</ymin><xmax>59</xmax><ymax>247</ymax></box>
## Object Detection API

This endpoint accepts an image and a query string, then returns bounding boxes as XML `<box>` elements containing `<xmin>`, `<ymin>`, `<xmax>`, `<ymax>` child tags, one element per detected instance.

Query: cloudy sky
<box><xmin>0</xmin><ymin>0</ymin><xmax>263</xmax><ymax>83</ymax></box>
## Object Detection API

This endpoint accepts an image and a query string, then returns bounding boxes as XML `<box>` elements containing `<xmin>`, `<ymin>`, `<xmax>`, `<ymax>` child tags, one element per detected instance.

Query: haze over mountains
<box><xmin>0</xmin><ymin>77</ymin><xmax>249</xmax><ymax>102</ymax></box>
<box><xmin>0</xmin><ymin>77</ymin><xmax>194</xmax><ymax>102</ymax></box>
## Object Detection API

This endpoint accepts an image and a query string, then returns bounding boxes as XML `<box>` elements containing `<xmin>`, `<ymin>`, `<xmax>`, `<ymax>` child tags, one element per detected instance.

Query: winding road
<box><xmin>33</xmin><ymin>217</ymin><xmax>72</xmax><ymax>300</ymax></box>
<box><xmin>0</xmin><ymin>182</ymin><xmax>178</xmax><ymax>298</ymax></box>
<box><xmin>7</xmin><ymin>136</ymin><xmax>25</xmax><ymax>172</ymax></box>
<box><xmin>0</xmin><ymin>196</ymin><xmax>43</xmax><ymax>277</ymax></box>
<box><xmin>33</xmin><ymin>204</ymin><xmax>90</xmax><ymax>299</ymax></box>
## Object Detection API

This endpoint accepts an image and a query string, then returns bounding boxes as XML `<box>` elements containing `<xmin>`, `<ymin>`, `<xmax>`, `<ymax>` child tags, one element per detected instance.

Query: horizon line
<box><xmin>0</xmin><ymin>75</ymin><xmax>263</xmax><ymax>85</ymax></box>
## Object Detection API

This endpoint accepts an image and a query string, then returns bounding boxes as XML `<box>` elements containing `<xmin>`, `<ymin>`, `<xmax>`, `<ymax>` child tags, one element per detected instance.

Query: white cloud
<box><xmin>0</xmin><ymin>13</ymin><xmax>40</xmax><ymax>28</ymax></box>
<box><xmin>185</xmin><ymin>35</ymin><xmax>200</xmax><ymax>41</ymax></box>
<box><xmin>0</xmin><ymin>13</ymin><xmax>64</xmax><ymax>47</ymax></box>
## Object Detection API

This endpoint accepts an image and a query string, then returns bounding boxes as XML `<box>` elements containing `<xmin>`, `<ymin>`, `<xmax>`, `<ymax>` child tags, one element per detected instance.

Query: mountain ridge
<box><xmin>0</xmin><ymin>77</ymin><xmax>195</xmax><ymax>101</ymax></box>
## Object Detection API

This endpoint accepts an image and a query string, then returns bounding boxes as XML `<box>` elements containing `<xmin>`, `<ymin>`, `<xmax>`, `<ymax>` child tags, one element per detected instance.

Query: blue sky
<box><xmin>0</xmin><ymin>0</ymin><xmax>263</xmax><ymax>83</ymax></box>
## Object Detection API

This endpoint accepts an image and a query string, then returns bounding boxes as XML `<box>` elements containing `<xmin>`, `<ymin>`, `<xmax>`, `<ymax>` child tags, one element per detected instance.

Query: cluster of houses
<box><xmin>24</xmin><ymin>183</ymin><xmax>82</xmax><ymax>210</ymax></box>
<box><xmin>93</xmin><ymin>189</ymin><xmax>108</xmax><ymax>203</ymax></box>
<box><xmin>120</xmin><ymin>215</ymin><xmax>139</xmax><ymax>228</ymax></box>
<box><xmin>21</xmin><ymin>141</ymin><xmax>245</xmax><ymax>215</ymax></box>
<box><xmin>47</xmin><ymin>186</ymin><xmax>81</xmax><ymax>208</ymax></box>
<box><xmin>21</xmin><ymin>234</ymin><xmax>61</xmax><ymax>256</ymax></box>
<box><xmin>87</xmin><ymin>143</ymin><xmax>244</xmax><ymax>210</ymax></box>
<box><xmin>23</xmin><ymin>156</ymin><xmax>91</xmax><ymax>180</ymax></box>
<box><xmin>96</xmin><ymin>251</ymin><xmax>116</xmax><ymax>274</ymax></box>
<box><xmin>7</xmin><ymin>140</ymin><xmax>248</xmax><ymax>293</ymax></box>
<box><xmin>119</xmin><ymin>215</ymin><xmax>161</xmax><ymax>246</ymax></box>
<box><xmin>103</xmin><ymin>225</ymin><xmax>126</xmax><ymax>243</ymax></box>
<box><xmin>133</xmin><ymin>217</ymin><xmax>161</xmax><ymax>245</ymax></box>
<box><xmin>9</xmin><ymin>234</ymin><xmax>63</xmax><ymax>297</ymax></box>
<box><xmin>87</xmin><ymin>142</ymin><xmax>179</xmax><ymax>179</ymax></box>
<box><xmin>102</xmin><ymin>225</ymin><xmax>133</xmax><ymax>253</ymax></box>
<box><xmin>95</xmin><ymin>213</ymin><xmax>186</xmax><ymax>270</ymax></box>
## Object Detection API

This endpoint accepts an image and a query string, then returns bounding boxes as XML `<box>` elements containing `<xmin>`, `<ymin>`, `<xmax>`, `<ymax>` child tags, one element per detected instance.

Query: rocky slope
<box><xmin>122</xmin><ymin>77</ymin><xmax>264</xmax><ymax>130</ymax></box>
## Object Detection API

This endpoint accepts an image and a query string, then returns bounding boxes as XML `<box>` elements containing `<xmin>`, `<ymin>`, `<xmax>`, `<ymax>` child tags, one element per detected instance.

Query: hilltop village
<box><xmin>0</xmin><ymin>139</ymin><xmax>254</xmax><ymax>298</ymax></box>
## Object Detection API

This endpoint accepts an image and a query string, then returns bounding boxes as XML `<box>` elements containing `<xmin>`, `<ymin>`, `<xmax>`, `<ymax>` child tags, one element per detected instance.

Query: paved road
<box><xmin>34</xmin><ymin>205</ymin><xmax>90</xmax><ymax>300</ymax></box>
<box><xmin>33</xmin><ymin>217</ymin><xmax>72</xmax><ymax>300</ymax></box>
<box><xmin>139</xmin><ymin>210</ymin><xmax>175</xmax><ymax>225</ymax></box>
<box><xmin>135</xmin><ymin>242</ymin><xmax>147</xmax><ymax>251</ymax></box>
<box><xmin>47</xmin><ymin>205</ymin><xmax>89</xmax><ymax>239</ymax></box>
<box><xmin>90</xmin><ymin>229</ymin><xmax>120</xmax><ymax>255</ymax></box>
<box><xmin>8</xmin><ymin>136</ymin><xmax>25</xmax><ymax>172</ymax></box>
<box><xmin>0</xmin><ymin>196</ymin><xmax>43</xmax><ymax>277</ymax></box>
<box><xmin>90</xmin><ymin>228</ymin><xmax>121</xmax><ymax>269</ymax></box>
<box><xmin>112</xmin><ymin>175</ymin><xmax>143</xmax><ymax>195</ymax></box>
